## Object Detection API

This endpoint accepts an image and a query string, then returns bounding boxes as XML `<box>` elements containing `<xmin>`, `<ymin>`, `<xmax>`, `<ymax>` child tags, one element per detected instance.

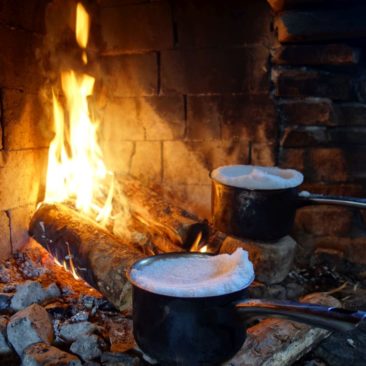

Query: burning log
<box><xmin>120</xmin><ymin>177</ymin><xmax>208</xmax><ymax>250</ymax></box>
<box><xmin>29</xmin><ymin>203</ymin><xmax>144</xmax><ymax>312</ymax></box>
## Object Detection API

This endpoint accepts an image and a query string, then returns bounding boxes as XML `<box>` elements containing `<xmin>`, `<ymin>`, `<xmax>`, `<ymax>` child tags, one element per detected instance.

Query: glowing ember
<box><xmin>44</xmin><ymin>2</ymin><xmax>121</xmax><ymax>227</ymax></box>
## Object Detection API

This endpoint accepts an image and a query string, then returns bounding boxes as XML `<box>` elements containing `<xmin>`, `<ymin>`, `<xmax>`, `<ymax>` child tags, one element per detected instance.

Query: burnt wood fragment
<box><xmin>29</xmin><ymin>203</ymin><xmax>143</xmax><ymax>312</ymax></box>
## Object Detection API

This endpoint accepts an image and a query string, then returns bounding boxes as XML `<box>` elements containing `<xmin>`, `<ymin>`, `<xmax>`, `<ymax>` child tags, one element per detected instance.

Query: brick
<box><xmin>345</xmin><ymin>146</ymin><xmax>366</xmax><ymax>181</ymax></box>
<box><xmin>0</xmin><ymin>26</ymin><xmax>44</xmax><ymax>92</ymax></box>
<box><xmin>163</xmin><ymin>140</ymin><xmax>249</xmax><ymax>185</ymax></box>
<box><xmin>0</xmin><ymin>0</ymin><xmax>48</xmax><ymax>33</ymax></box>
<box><xmin>275</xmin><ymin>7</ymin><xmax>366</xmax><ymax>43</ymax></box>
<box><xmin>100</xmin><ymin>1</ymin><xmax>173</xmax><ymax>54</ymax></box>
<box><xmin>281</xmin><ymin>126</ymin><xmax>328</xmax><ymax>147</ymax></box>
<box><xmin>267</xmin><ymin>0</ymin><xmax>353</xmax><ymax>12</ymax></box>
<box><xmin>187</xmin><ymin>96</ymin><xmax>276</xmax><ymax>142</ymax></box>
<box><xmin>8</xmin><ymin>204</ymin><xmax>36</xmax><ymax>252</ymax></box>
<box><xmin>328</xmin><ymin>127</ymin><xmax>366</xmax><ymax>145</ymax></box>
<box><xmin>335</xmin><ymin>103</ymin><xmax>366</xmax><ymax>125</ymax></box>
<box><xmin>161</xmin><ymin>46</ymin><xmax>269</xmax><ymax>95</ymax></box>
<box><xmin>272</xmin><ymin>44</ymin><xmax>360</xmax><ymax>65</ymax></box>
<box><xmin>279</xmin><ymin>98</ymin><xmax>335</xmax><ymax>126</ymax></box>
<box><xmin>175</xmin><ymin>0</ymin><xmax>272</xmax><ymax>47</ymax></box>
<box><xmin>164</xmin><ymin>184</ymin><xmax>211</xmax><ymax>219</ymax></box>
<box><xmin>0</xmin><ymin>211</ymin><xmax>11</xmax><ymax>260</ymax></box>
<box><xmin>295</xmin><ymin>206</ymin><xmax>353</xmax><ymax>236</ymax></box>
<box><xmin>101</xmin><ymin>140</ymin><xmax>134</xmax><ymax>175</ymax></box>
<box><xmin>139</xmin><ymin>96</ymin><xmax>185</xmax><ymax>140</ymax></box>
<box><xmin>130</xmin><ymin>141</ymin><xmax>162</xmax><ymax>184</ymax></box>
<box><xmin>2</xmin><ymin>90</ymin><xmax>52</xmax><ymax>150</ymax></box>
<box><xmin>250</xmin><ymin>143</ymin><xmax>276</xmax><ymax>166</ymax></box>
<box><xmin>280</xmin><ymin>148</ymin><xmax>348</xmax><ymax>182</ymax></box>
<box><xmin>0</xmin><ymin>149</ymin><xmax>48</xmax><ymax>210</ymax></box>
<box><xmin>300</xmin><ymin>182</ymin><xmax>366</xmax><ymax>197</ymax></box>
<box><xmin>272</xmin><ymin>68</ymin><xmax>352</xmax><ymax>100</ymax></box>
<box><xmin>100</xmin><ymin>53</ymin><xmax>158</xmax><ymax>97</ymax></box>
<box><xmin>313</xmin><ymin>236</ymin><xmax>366</xmax><ymax>265</ymax></box>
<box><xmin>101</xmin><ymin>97</ymin><xmax>143</xmax><ymax>141</ymax></box>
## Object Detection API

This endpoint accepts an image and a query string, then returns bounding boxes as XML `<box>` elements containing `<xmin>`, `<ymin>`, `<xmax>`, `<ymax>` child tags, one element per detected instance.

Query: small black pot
<box><xmin>211</xmin><ymin>175</ymin><xmax>366</xmax><ymax>241</ymax></box>
<box><xmin>128</xmin><ymin>253</ymin><xmax>366</xmax><ymax>366</ymax></box>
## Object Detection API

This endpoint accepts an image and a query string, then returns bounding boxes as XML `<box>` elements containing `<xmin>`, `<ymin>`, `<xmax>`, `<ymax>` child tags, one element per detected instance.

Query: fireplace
<box><xmin>1</xmin><ymin>0</ymin><xmax>366</xmax><ymax>365</ymax></box>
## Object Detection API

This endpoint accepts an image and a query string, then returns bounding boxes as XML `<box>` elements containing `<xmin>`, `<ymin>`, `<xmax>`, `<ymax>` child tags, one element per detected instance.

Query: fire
<box><xmin>44</xmin><ymin>2</ymin><xmax>115</xmax><ymax>226</ymax></box>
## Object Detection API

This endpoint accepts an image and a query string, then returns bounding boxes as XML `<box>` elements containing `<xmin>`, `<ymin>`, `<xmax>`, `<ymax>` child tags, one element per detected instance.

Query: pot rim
<box><xmin>209</xmin><ymin>170</ymin><xmax>301</xmax><ymax>193</ymax></box>
<box><xmin>127</xmin><ymin>252</ymin><xmax>255</xmax><ymax>300</ymax></box>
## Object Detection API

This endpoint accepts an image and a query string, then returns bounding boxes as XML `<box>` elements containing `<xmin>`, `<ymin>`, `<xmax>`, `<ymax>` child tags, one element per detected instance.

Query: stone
<box><xmin>7</xmin><ymin>304</ymin><xmax>53</xmax><ymax>356</ymax></box>
<box><xmin>101</xmin><ymin>352</ymin><xmax>140</xmax><ymax>366</ymax></box>
<box><xmin>295</xmin><ymin>206</ymin><xmax>353</xmax><ymax>237</ymax></box>
<box><xmin>220</xmin><ymin>235</ymin><xmax>297</xmax><ymax>284</ymax></box>
<box><xmin>275</xmin><ymin>7</ymin><xmax>366</xmax><ymax>43</ymax></box>
<box><xmin>0</xmin><ymin>211</ymin><xmax>11</xmax><ymax>260</ymax></box>
<box><xmin>279</xmin><ymin>98</ymin><xmax>335</xmax><ymax>126</ymax></box>
<box><xmin>0</xmin><ymin>316</ymin><xmax>11</xmax><ymax>354</ymax></box>
<box><xmin>272</xmin><ymin>68</ymin><xmax>352</xmax><ymax>100</ymax></box>
<box><xmin>279</xmin><ymin>148</ymin><xmax>348</xmax><ymax>182</ymax></box>
<box><xmin>0</xmin><ymin>25</ymin><xmax>45</xmax><ymax>92</ymax></box>
<box><xmin>175</xmin><ymin>0</ymin><xmax>272</xmax><ymax>47</ymax></box>
<box><xmin>22</xmin><ymin>342</ymin><xmax>82</xmax><ymax>366</ymax></box>
<box><xmin>100</xmin><ymin>1</ymin><xmax>173</xmax><ymax>53</ymax></box>
<box><xmin>100</xmin><ymin>53</ymin><xmax>158</xmax><ymax>97</ymax></box>
<box><xmin>250</xmin><ymin>144</ymin><xmax>276</xmax><ymax>166</ymax></box>
<box><xmin>0</xmin><ymin>293</ymin><xmax>12</xmax><ymax>311</ymax></box>
<box><xmin>272</xmin><ymin>44</ymin><xmax>360</xmax><ymax>65</ymax></box>
<box><xmin>0</xmin><ymin>149</ymin><xmax>48</xmax><ymax>211</ymax></box>
<box><xmin>335</xmin><ymin>103</ymin><xmax>366</xmax><ymax>125</ymax></box>
<box><xmin>2</xmin><ymin>90</ymin><xmax>52</xmax><ymax>151</ymax></box>
<box><xmin>108</xmin><ymin>318</ymin><xmax>134</xmax><ymax>353</ymax></box>
<box><xmin>161</xmin><ymin>46</ymin><xmax>269</xmax><ymax>95</ymax></box>
<box><xmin>0</xmin><ymin>0</ymin><xmax>48</xmax><ymax>33</ymax></box>
<box><xmin>10</xmin><ymin>281</ymin><xmax>60</xmax><ymax>311</ymax></box>
<box><xmin>281</xmin><ymin>126</ymin><xmax>328</xmax><ymax>147</ymax></box>
<box><xmin>187</xmin><ymin>95</ymin><xmax>276</xmax><ymax>142</ymax></box>
<box><xmin>140</xmin><ymin>96</ymin><xmax>185</xmax><ymax>140</ymax></box>
<box><xmin>59</xmin><ymin>321</ymin><xmax>97</xmax><ymax>342</ymax></box>
<box><xmin>163</xmin><ymin>140</ymin><xmax>249</xmax><ymax>185</ymax></box>
<box><xmin>8</xmin><ymin>204</ymin><xmax>36</xmax><ymax>252</ymax></box>
<box><xmin>70</xmin><ymin>334</ymin><xmax>103</xmax><ymax>361</ymax></box>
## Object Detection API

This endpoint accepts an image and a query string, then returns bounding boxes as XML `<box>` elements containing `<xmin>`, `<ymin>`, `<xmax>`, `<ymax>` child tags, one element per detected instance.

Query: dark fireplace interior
<box><xmin>1</xmin><ymin>0</ymin><xmax>366</xmax><ymax>365</ymax></box>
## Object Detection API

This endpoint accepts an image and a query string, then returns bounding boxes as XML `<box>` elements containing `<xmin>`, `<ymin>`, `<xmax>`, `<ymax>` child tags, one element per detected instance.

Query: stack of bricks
<box><xmin>0</xmin><ymin>0</ymin><xmax>51</xmax><ymax>259</ymax></box>
<box><xmin>95</xmin><ymin>0</ymin><xmax>276</xmax><ymax>218</ymax></box>
<box><xmin>269</xmin><ymin>0</ymin><xmax>366</xmax><ymax>266</ymax></box>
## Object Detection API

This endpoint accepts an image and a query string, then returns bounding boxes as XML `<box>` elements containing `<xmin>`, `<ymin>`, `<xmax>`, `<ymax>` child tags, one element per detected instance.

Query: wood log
<box><xmin>120</xmin><ymin>176</ymin><xmax>208</xmax><ymax>250</ymax></box>
<box><xmin>224</xmin><ymin>292</ymin><xmax>341</xmax><ymax>366</ymax></box>
<box><xmin>29</xmin><ymin>203</ymin><xmax>144</xmax><ymax>312</ymax></box>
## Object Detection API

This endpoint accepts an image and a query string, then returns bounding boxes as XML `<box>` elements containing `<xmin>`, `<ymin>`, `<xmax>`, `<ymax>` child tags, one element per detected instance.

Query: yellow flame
<box><xmin>200</xmin><ymin>245</ymin><xmax>208</xmax><ymax>253</ymax></box>
<box><xmin>44</xmin><ymin>2</ymin><xmax>114</xmax><ymax>225</ymax></box>
<box><xmin>76</xmin><ymin>3</ymin><xmax>89</xmax><ymax>49</ymax></box>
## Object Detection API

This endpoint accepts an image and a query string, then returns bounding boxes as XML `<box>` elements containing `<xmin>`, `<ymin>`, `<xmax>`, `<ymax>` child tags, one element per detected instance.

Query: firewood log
<box><xmin>224</xmin><ymin>292</ymin><xmax>341</xmax><ymax>366</ymax></box>
<box><xmin>29</xmin><ymin>203</ymin><xmax>144</xmax><ymax>312</ymax></box>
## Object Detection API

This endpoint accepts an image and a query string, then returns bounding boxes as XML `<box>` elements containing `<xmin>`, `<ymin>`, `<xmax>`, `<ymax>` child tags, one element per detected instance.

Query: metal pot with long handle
<box><xmin>210</xmin><ymin>168</ymin><xmax>366</xmax><ymax>241</ymax></box>
<box><xmin>127</xmin><ymin>253</ymin><xmax>366</xmax><ymax>366</ymax></box>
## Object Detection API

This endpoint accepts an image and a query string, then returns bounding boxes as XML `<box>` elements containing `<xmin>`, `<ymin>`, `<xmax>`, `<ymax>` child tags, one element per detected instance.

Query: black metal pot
<box><xmin>127</xmin><ymin>253</ymin><xmax>366</xmax><ymax>366</ymax></box>
<box><xmin>211</xmin><ymin>175</ymin><xmax>366</xmax><ymax>241</ymax></box>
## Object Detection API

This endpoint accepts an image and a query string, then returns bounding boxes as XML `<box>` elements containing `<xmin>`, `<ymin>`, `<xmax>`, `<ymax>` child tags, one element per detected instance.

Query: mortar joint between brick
<box><xmin>5</xmin><ymin>210</ymin><xmax>13</xmax><ymax>252</ymax></box>
<box><xmin>157</xmin><ymin>51</ymin><xmax>161</xmax><ymax>95</ymax></box>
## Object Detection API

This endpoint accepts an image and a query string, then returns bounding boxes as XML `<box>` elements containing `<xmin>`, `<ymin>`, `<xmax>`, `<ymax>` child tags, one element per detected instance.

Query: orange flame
<box><xmin>44</xmin><ymin>2</ymin><xmax>116</xmax><ymax>226</ymax></box>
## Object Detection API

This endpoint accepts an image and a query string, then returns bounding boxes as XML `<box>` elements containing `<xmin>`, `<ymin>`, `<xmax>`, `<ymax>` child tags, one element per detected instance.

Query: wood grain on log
<box><xmin>225</xmin><ymin>292</ymin><xmax>341</xmax><ymax>366</ymax></box>
<box><xmin>29</xmin><ymin>203</ymin><xmax>144</xmax><ymax>312</ymax></box>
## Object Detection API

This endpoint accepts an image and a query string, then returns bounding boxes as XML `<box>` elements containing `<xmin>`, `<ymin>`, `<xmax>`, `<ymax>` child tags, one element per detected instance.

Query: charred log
<box><xmin>29</xmin><ymin>203</ymin><xmax>144</xmax><ymax>312</ymax></box>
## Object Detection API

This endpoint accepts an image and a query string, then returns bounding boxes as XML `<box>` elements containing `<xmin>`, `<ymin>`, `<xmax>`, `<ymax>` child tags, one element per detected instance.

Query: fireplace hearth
<box><xmin>1</xmin><ymin>0</ymin><xmax>366</xmax><ymax>365</ymax></box>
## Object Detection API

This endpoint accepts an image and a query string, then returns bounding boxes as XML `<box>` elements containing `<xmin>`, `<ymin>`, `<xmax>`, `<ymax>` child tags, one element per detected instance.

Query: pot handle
<box><xmin>235</xmin><ymin>299</ymin><xmax>366</xmax><ymax>332</ymax></box>
<box><xmin>297</xmin><ymin>191</ymin><xmax>366</xmax><ymax>209</ymax></box>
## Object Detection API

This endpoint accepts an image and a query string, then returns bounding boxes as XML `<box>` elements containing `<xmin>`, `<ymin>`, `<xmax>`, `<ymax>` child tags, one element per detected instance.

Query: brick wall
<box><xmin>0</xmin><ymin>0</ymin><xmax>51</xmax><ymax>258</ymax></box>
<box><xmin>95</xmin><ymin>0</ymin><xmax>276</xmax><ymax>217</ymax></box>
<box><xmin>269</xmin><ymin>0</ymin><xmax>366</xmax><ymax>265</ymax></box>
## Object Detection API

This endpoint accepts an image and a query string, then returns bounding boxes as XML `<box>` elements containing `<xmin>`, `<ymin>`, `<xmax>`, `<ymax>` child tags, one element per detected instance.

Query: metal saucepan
<box><xmin>127</xmin><ymin>253</ymin><xmax>366</xmax><ymax>366</ymax></box>
<box><xmin>210</xmin><ymin>171</ymin><xmax>366</xmax><ymax>241</ymax></box>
